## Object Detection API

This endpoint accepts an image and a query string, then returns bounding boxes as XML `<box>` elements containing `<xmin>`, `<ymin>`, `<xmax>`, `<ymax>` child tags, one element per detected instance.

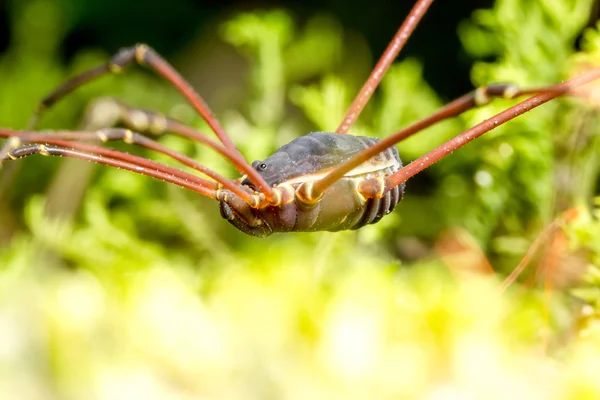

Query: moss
<box><xmin>1</xmin><ymin>0</ymin><xmax>600</xmax><ymax>397</ymax></box>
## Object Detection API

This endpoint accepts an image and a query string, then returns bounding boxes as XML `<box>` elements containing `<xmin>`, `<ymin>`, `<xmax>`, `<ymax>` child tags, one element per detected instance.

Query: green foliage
<box><xmin>1</xmin><ymin>0</ymin><xmax>600</xmax><ymax>398</ymax></box>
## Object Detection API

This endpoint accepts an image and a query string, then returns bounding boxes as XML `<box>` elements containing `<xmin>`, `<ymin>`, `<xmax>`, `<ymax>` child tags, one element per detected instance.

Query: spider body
<box><xmin>221</xmin><ymin>132</ymin><xmax>403</xmax><ymax>237</ymax></box>
<box><xmin>1</xmin><ymin>0</ymin><xmax>599</xmax><ymax>238</ymax></box>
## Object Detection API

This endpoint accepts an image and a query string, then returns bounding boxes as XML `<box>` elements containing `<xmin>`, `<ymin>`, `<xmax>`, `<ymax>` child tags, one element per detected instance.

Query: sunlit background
<box><xmin>1</xmin><ymin>0</ymin><xmax>600</xmax><ymax>398</ymax></box>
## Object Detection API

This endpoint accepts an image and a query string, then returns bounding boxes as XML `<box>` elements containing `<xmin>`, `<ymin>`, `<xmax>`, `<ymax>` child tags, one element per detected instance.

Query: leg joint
<box><xmin>295</xmin><ymin>181</ymin><xmax>323</xmax><ymax>206</ymax></box>
<box><xmin>357</xmin><ymin>176</ymin><xmax>386</xmax><ymax>199</ymax></box>
<box><xmin>134</xmin><ymin>44</ymin><xmax>151</xmax><ymax>64</ymax></box>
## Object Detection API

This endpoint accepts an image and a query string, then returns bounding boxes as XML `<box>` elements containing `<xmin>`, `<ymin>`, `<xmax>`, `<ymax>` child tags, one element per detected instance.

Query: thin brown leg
<box><xmin>25</xmin><ymin>44</ymin><xmax>276</xmax><ymax>201</ymax></box>
<box><xmin>29</xmin><ymin>46</ymin><xmax>230</xmax><ymax>149</ymax></box>
<box><xmin>336</xmin><ymin>0</ymin><xmax>435</xmax><ymax>134</ymax></box>
<box><xmin>79</xmin><ymin>98</ymin><xmax>271</xmax><ymax>189</ymax></box>
<box><xmin>307</xmin><ymin>68</ymin><xmax>600</xmax><ymax>201</ymax></box>
<box><xmin>0</xmin><ymin>129</ymin><xmax>261</xmax><ymax>202</ymax></box>
<box><xmin>81</xmin><ymin>97</ymin><xmax>222</xmax><ymax>146</ymax></box>
<box><xmin>27</xmin><ymin>66</ymin><xmax>109</xmax><ymax>129</ymax></box>
<box><xmin>0</xmin><ymin>133</ymin><xmax>214</xmax><ymax>188</ymax></box>
<box><xmin>2</xmin><ymin>143</ymin><xmax>218</xmax><ymax>199</ymax></box>
<box><xmin>1</xmin><ymin>129</ymin><xmax>229</xmax><ymax>199</ymax></box>
<box><xmin>385</xmin><ymin>68</ymin><xmax>600</xmax><ymax>190</ymax></box>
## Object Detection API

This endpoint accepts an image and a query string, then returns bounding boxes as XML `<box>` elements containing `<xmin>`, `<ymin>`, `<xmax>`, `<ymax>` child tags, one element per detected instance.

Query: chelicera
<box><xmin>1</xmin><ymin>0</ymin><xmax>600</xmax><ymax>238</ymax></box>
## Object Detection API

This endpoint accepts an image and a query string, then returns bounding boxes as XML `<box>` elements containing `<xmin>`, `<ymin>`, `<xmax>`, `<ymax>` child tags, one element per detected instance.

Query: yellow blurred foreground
<box><xmin>1</xmin><ymin>248</ymin><xmax>600</xmax><ymax>400</ymax></box>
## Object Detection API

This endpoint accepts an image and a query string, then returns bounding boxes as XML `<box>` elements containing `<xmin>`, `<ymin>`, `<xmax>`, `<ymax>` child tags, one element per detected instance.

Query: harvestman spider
<box><xmin>1</xmin><ymin>0</ymin><xmax>600</xmax><ymax>237</ymax></box>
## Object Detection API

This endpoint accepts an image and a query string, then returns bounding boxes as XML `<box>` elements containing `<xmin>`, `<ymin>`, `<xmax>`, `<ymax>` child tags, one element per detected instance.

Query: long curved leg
<box><xmin>24</xmin><ymin>44</ymin><xmax>275</xmax><ymax>201</ymax></box>
<box><xmin>0</xmin><ymin>132</ymin><xmax>213</xmax><ymax>187</ymax></box>
<box><xmin>0</xmin><ymin>129</ymin><xmax>264</xmax><ymax>203</ymax></box>
<box><xmin>383</xmin><ymin>74</ymin><xmax>599</xmax><ymax>190</ymax></box>
<box><xmin>2</xmin><ymin>143</ymin><xmax>218</xmax><ymax>199</ymax></box>
<box><xmin>304</xmin><ymin>67</ymin><xmax>600</xmax><ymax>201</ymax></box>
<box><xmin>79</xmin><ymin>98</ymin><xmax>270</xmax><ymax>187</ymax></box>
<box><xmin>336</xmin><ymin>0</ymin><xmax>434</xmax><ymax>134</ymax></box>
<box><xmin>28</xmin><ymin>46</ymin><xmax>231</xmax><ymax>150</ymax></box>
<box><xmin>82</xmin><ymin>97</ymin><xmax>224</xmax><ymax>146</ymax></box>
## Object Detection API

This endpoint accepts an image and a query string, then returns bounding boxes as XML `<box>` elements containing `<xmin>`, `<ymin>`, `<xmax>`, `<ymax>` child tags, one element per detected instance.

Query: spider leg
<box><xmin>335</xmin><ymin>0</ymin><xmax>552</xmax><ymax>135</ymax></box>
<box><xmin>0</xmin><ymin>129</ymin><xmax>264</xmax><ymax>203</ymax></box>
<box><xmin>78</xmin><ymin>98</ymin><xmax>270</xmax><ymax>185</ymax></box>
<box><xmin>28</xmin><ymin>45</ymin><xmax>230</xmax><ymax>150</ymax></box>
<box><xmin>336</xmin><ymin>0</ymin><xmax>434</xmax><ymax>134</ymax></box>
<box><xmin>384</xmin><ymin>70</ymin><xmax>600</xmax><ymax>190</ymax></box>
<box><xmin>307</xmin><ymin>67</ymin><xmax>600</xmax><ymax>202</ymax></box>
<box><xmin>1</xmin><ymin>142</ymin><xmax>219</xmax><ymax>200</ymax></box>
<box><xmin>24</xmin><ymin>45</ymin><xmax>275</xmax><ymax>201</ymax></box>
<box><xmin>0</xmin><ymin>132</ymin><xmax>213</xmax><ymax>188</ymax></box>
<box><xmin>81</xmin><ymin>97</ymin><xmax>226</xmax><ymax>148</ymax></box>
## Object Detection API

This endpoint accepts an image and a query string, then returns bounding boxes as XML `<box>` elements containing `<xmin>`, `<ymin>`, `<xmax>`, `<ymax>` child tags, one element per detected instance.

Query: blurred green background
<box><xmin>2</xmin><ymin>0</ymin><xmax>600</xmax><ymax>398</ymax></box>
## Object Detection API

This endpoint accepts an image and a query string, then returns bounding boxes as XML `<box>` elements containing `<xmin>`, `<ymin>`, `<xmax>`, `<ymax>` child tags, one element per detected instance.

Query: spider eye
<box><xmin>258</xmin><ymin>163</ymin><xmax>267</xmax><ymax>171</ymax></box>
